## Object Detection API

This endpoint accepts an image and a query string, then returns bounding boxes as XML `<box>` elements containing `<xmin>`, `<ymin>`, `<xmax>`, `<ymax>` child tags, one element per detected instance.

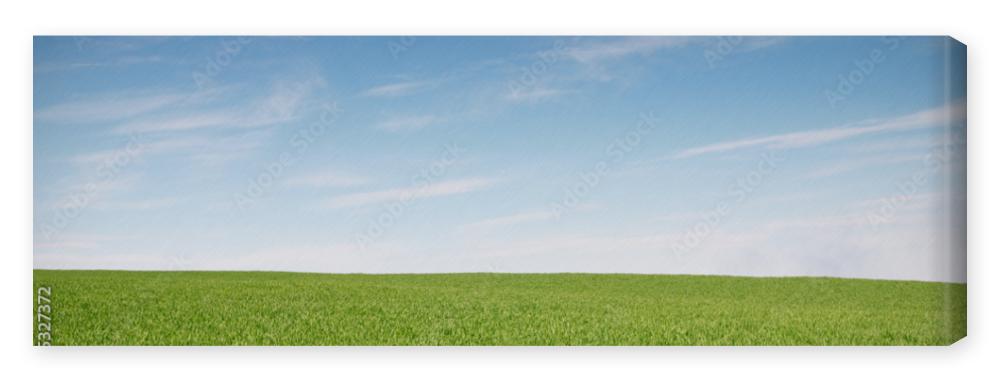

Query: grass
<box><xmin>32</xmin><ymin>270</ymin><xmax>966</xmax><ymax>346</ymax></box>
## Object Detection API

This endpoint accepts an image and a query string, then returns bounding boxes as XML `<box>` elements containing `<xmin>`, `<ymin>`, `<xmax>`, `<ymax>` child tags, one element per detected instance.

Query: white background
<box><xmin>1</xmin><ymin>0</ymin><xmax>996</xmax><ymax>380</ymax></box>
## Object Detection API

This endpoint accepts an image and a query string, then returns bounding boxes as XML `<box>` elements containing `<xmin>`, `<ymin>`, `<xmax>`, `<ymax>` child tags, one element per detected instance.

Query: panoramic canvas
<box><xmin>33</xmin><ymin>36</ymin><xmax>966</xmax><ymax>345</ymax></box>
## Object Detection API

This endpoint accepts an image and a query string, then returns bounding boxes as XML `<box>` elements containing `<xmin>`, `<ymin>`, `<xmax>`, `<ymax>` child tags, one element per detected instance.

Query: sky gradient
<box><xmin>33</xmin><ymin>36</ymin><xmax>967</xmax><ymax>281</ymax></box>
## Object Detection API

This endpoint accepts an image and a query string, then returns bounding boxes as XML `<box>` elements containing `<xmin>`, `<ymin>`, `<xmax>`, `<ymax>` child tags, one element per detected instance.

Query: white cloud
<box><xmin>735</xmin><ymin>37</ymin><xmax>786</xmax><ymax>52</ymax></box>
<box><xmin>33</xmin><ymin>242</ymin><xmax>403</xmax><ymax>273</ymax></box>
<box><xmin>34</xmin><ymin>233</ymin><xmax>123</xmax><ymax>251</ymax></box>
<box><xmin>505</xmin><ymin>87</ymin><xmax>567</xmax><ymax>103</ymax></box>
<box><xmin>59</xmin><ymin>173</ymin><xmax>140</xmax><ymax>197</ymax></box>
<box><xmin>460</xmin><ymin>232</ymin><xmax>682</xmax><ymax>260</ymax></box>
<box><xmin>93</xmin><ymin>197</ymin><xmax>182</xmax><ymax>211</ymax></box>
<box><xmin>35</xmin><ymin>55</ymin><xmax>165</xmax><ymax>73</ymax></box>
<box><xmin>563</xmin><ymin>37</ymin><xmax>694</xmax><ymax>63</ymax></box>
<box><xmin>673</xmin><ymin>103</ymin><xmax>966</xmax><ymax>159</ymax></box>
<box><xmin>284</xmin><ymin>173</ymin><xmax>370</xmax><ymax>188</ymax></box>
<box><xmin>112</xmin><ymin>77</ymin><xmax>324</xmax><ymax>134</ymax></box>
<box><xmin>852</xmin><ymin>131</ymin><xmax>964</xmax><ymax>153</ymax></box>
<box><xmin>361</xmin><ymin>81</ymin><xmax>429</xmax><ymax>97</ymax></box>
<box><xmin>39</xmin><ymin>174</ymin><xmax>144</xmax><ymax>219</ymax></box>
<box><xmin>321</xmin><ymin>177</ymin><xmax>500</xmax><ymax>209</ymax></box>
<box><xmin>805</xmin><ymin>153</ymin><xmax>927</xmax><ymax>178</ymax></box>
<box><xmin>36</xmin><ymin>92</ymin><xmax>185</xmax><ymax>124</ymax></box>
<box><xmin>561</xmin><ymin>36</ymin><xmax>782</xmax><ymax>64</ymax></box>
<box><xmin>113</xmin><ymin>112</ymin><xmax>240</xmax><ymax>134</ymax></box>
<box><xmin>69</xmin><ymin>131</ymin><xmax>269</xmax><ymax>169</ymax></box>
<box><xmin>34</xmin><ymin>252</ymin><xmax>168</xmax><ymax>270</ymax></box>
<box><xmin>460</xmin><ymin>210</ymin><xmax>558</xmax><ymax>232</ymax></box>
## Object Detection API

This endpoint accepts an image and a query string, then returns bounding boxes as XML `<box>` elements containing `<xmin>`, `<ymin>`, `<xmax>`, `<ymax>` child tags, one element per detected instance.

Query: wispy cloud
<box><xmin>94</xmin><ymin>197</ymin><xmax>182</xmax><ymax>211</ymax></box>
<box><xmin>361</xmin><ymin>81</ymin><xmax>429</xmax><ymax>97</ymax></box>
<box><xmin>187</xmin><ymin>131</ymin><xmax>274</xmax><ymax>166</ymax></box>
<box><xmin>460</xmin><ymin>210</ymin><xmax>557</xmax><ymax>231</ymax></box>
<box><xmin>70</xmin><ymin>132</ymin><xmax>270</xmax><ymax>168</ymax></box>
<box><xmin>112</xmin><ymin>78</ymin><xmax>324</xmax><ymax>134</ymax></box>
<box><xmin>374</xmin><ymin>114</ymin><xmax>439</xmax><ymax>132</ymax></box>
<box><xmin>35</xmin><ymin>55</ymin><xmax>165</xmax><ymax>73</ymax></box>
<box><xmin>284</xmin><ymin>173</ymin><xmax>370</xmax><ymax>188</ymax></box>
<box><xmin>564</xmin><ymin>37</ymin><xmax>694</xmax><ymax>63</ymax></box>
<box><xmin>851</xmin><ymin>132</ymin><xmax>963</xmax><ymax>153</ymax></box>
<box><xmin>34</xmin><ymin>233</ymin><xmax>125</xmax><ymax>251</ymax></box>
<box><xmin>69</xmin><ymin>136</ymin><xmax>200</xmax><ymax>166</ymax></box>
<box><xmin>112</xmin><ymin>112</ymin><xmax>240</xmax><ymax>134</ymax></box>
<box><xmin>321</xmin><ymin>177</ymin><xmax>500</xmax><ymax>209</ymax></box>
<box><xmin>505</xmin><ymin>87</ymin><xmax>567</xmax><ymax>103</ymax></box>
<box><xmin>466</xmin><ymin>232</ymin><xmax>681</xmax><ymax>260</ymax></box>
<box><xmin>740</xmin><ymin>37</ymin><xmax>786</xmax><ymax>51</ymax></box>
<box><xmin>41</xmin><ymin>174</ymin><xmax>143</xmax><ymax>216</ymax></box>
<box><xmin>805</xmin><ymin>154</ymin><xmax>926</xmax><ymax>178</ymax></box>
<box><xmin>673</xmin><ymin>103</ymin><xmax>965</xmax><ymax>159</ymax></box>
<box><xmin>36</xmin><ymin>91</ymin><xmax>185</xmax><ymax>124</ymax></box>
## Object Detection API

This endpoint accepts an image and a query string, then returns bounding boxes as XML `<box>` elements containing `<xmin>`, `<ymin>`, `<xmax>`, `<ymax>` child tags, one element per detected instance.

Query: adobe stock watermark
<box><xmin>193</xmin><ymin>37</ymin><xmax>252</xmax><ymax>91</ymax></box>
<box><xmin>166</xmin><ymin>250</ymin><xmax>196</xmax><ymax>271</ymax></box>
<box><xmin>233</xmin><ymin>102</ymin><xmax>341</xmax><ymax>210</ymax></box>
<box><xmin>549</xmin><ymin>112</ymin><xmax>657</xmax><ymax>219</ymax></box>
<box><xmin>39</xmin><ymin>133</ymin><xmax>146</xmax><ymax>241</ymax></box>
<box><xmin>354</xmin><ymin>143</ymin><xmax>465</xmax><ymax>250</ymax></box>
<box><xmin>506</xmin><ymin>39</ymin><xmax>570</xmax><ymax>100</ymax></box>
<box><xmin>388</xmin><ymin>36</ymin><xmax>416</xmax><ymax>60</ymax></box>
<box><xmin>703</xmin><ymin>36</ymin><xmax>746</xmax><ymax>69</ymax></box>
<box><xmin>824</xmin><ymin>36</ymin><xmax>904</xmax><ymax>108</ymax></box>
<box><xmin>866</xmin><ymin>135</ymin><xmax>964</xmax><ymax>227</ymax></box>
<box><xmin>671</xmin><ymin>151</ymin><xmax>781</xmax><ymax>256</ymax></box>
<box><xmin>74</xmin><ymin>37</ymin><xmax>94</xmax><ymax>51</ymax></box>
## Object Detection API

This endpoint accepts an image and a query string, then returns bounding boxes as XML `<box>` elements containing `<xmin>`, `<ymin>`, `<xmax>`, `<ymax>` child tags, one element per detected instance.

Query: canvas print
<box><xmin>33</xmin><ymin>36</ymin><xmax>966</xmax><ymax>346</ymax></box>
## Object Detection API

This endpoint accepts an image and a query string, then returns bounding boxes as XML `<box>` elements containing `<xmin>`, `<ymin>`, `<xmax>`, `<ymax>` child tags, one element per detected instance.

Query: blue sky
<box><xmin>33</xmin><ymin>36</ymin><xmax>966</xmax><ymax>281</ymax></box>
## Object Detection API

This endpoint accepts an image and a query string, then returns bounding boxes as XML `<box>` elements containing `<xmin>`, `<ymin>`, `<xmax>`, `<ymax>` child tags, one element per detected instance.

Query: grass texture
<box><xmin>33</xmin><ymin>270</ymin><xmax>966</xmax><ymax>345</ymax></box>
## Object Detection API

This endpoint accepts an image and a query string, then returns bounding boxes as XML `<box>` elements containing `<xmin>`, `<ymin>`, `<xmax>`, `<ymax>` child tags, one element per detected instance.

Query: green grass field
<box><xmin>32</xmin><ymin>270</ymin><xmax>966</xmax><ymax>345</ymax></box>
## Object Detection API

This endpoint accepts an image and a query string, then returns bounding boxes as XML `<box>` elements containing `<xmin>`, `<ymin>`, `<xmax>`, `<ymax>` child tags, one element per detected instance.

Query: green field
<box><xmin>32</xmin><ymin>270</ymin><xmax>966</xmax><ymax>345</ymax></box>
